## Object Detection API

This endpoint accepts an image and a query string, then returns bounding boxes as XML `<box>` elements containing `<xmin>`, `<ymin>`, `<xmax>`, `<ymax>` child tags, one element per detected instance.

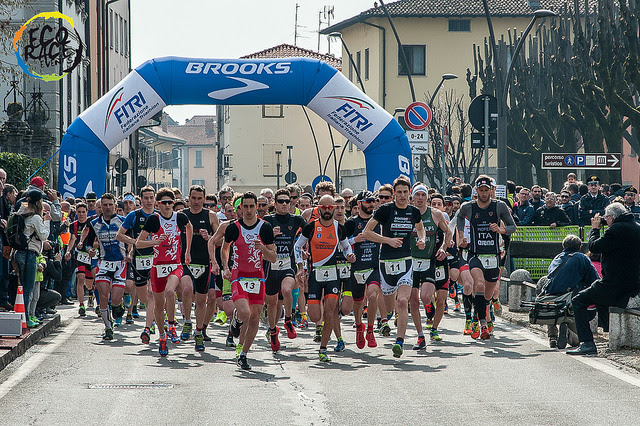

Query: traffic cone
<box><xmin>14</xmin><ymin>285</ymin><xmax>27</xmax><ymax>332</ymax></box>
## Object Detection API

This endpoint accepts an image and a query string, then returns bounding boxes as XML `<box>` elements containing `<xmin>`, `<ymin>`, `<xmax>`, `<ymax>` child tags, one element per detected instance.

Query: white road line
<box><xmin>512</xmin><ymin>326</ymin><xmax>640</xmax><ymax>388</ymax></box>
<box><xmin>0</xmin><ymin>320</ymin><xmax>80</xmax><ymax>400</ymax></box>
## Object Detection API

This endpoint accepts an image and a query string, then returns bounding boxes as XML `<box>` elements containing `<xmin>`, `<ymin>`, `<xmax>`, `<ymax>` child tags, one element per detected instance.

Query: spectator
<box><xmin>532</xmin><ymin>192</ymin><xmax>570</xmax><ymax>227</ymax></box>
<box><xmin>565</xmin><ymin>172</ymin><xmax>578</xmax><ymax>186</ymax></box>
<box><xmin>558</xmin><ymin>190</ymin><xmax>578</xmax><ymax>225</ymax></box>
<box><xmin>541</xmin><ymin>234</ymin><xmax>599</xmax><ymax>349</ymax></box>
<box><xmin>577</xmin><ymin>175</ymin><xmax>610</xmax><ymax>226</ymax></box>
<box><xmin>516</xmin><ymin>188</ymin><xmax>535</xmax><ymax>225</ymax></box>
<box><xmin>459</xmin><ymin>183</ymin><xmax>472</xmax><ymax>201</ymax></box>
<box><xmin>567</xmin><ymin>183</ymin><xmax>581</xmax><ymax>203</ymax></box>
<box><xmin>23</xmin><ymin>176</ymin><xmax>62</xmax><ymax>222</ymax></box>
<box><xmin>622</xmin><ymin>186</ymin><xmax>640</xmax><ymax>222</ymax></box>
<box><xmin>569</xmin><ymin>203</ymin><xmax>640</xmax><ymax>355</ymax></box>
<box><xmin>530</xmin><ymin>185</ymin><xmax>544</xmax><ymax>211</ymax></box>
<box><xmin>0</xmin><ymin>181</ymin><xmax>15</xmax><ymax>311</ymax></box>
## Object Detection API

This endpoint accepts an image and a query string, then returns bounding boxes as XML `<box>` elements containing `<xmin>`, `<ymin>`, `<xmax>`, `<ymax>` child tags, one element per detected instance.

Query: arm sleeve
<box><xmin>456</xmin><ymin>203</ymin><xmax>471</xmax><ymax>232</ymax></box>
<box><xmin>259</xmin><ymin>221</ymin><xmax>274</xmax><ymax>245</ymax></box>
<box><xmin>337</xmin><ymin>224</ymin><xmax>353</xmax><ymax>256</ymax></box>
<box><xmin>497</xmin><ymin>201</ymin><xmax>516</xmax><ymax>235</ymax></box>
<box><xmin>49</xmin><ymin>200</ymin><xmax>62</xmax><ymax>222</ymax></box>
<box><xmin>33</xmin><ymin>216</ymin><xmax>50</xmax><ymax>241</ymax></box>
<box><xmin>142</xmin><ymin>214</ymin><xmax>160</xmax><ymax>233</ymax></box>
<box><xmin>294</xmin><ymin>234</ymin><xmax>309</xmax><ymax>265</ymax></box>
<box><xmin>224</xmin><ymin>222</ymin><xmax>239</xmax><ymax>243</ymax></box>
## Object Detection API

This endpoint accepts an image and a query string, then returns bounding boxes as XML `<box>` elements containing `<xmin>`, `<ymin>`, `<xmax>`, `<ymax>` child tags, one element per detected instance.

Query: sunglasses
<box><xmin>378</xmin><ymin>195</ymin><xmax>391</xmax><ymax>200</ymax></box>
<box><xmin>560</xmin><ymin>195</ymin><xmax>569</xmax><ymax>198</ymax></box>
<box><xmin>319</xmin><ymin>205</ymin><xmax>336</xmax><ymax>211</ymax></box>
<box><xmin>258</xmin><ymin>203</ymin><xmax>268</xmax><ymax>207</ymax></box>
<box><xmin>220</xmin><ymin>196</ymin><xmax>232</xmax><ymax>200</ymax></box>
<box><xmin>363</xmin><ymin>198</ymin><xmax>376</xmax><ymax>203</ymax></box>
<box><xmin>204</xmin><ymin>203</ymin><xmax>215</xmax><ymax>207</ymax></box>
<box><xmin>276</xmin><ymin>199</ymin><xmax>290</xmax><ymax>204</ymax></box>
<box><xmin>159</xmin><ymin>199</ymin><xmax>174</xmax><ymax>205</ymax></box>
<box><xmin>290</xmin><ymin>195</ymin><xmax>299</xmax><ymax>200</ymax></box>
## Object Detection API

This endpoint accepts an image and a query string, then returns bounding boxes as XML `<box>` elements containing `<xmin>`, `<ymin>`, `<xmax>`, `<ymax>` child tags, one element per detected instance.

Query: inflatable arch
<box><xmin>58</xmin><ymin>57</ymin><xmax>413</xmax><ymax>197</ymax></box>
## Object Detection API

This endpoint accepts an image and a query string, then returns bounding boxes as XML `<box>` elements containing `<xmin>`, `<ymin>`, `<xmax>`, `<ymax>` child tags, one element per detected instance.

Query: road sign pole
<box><xmin>484</xmin><ymin>96</ymin><xmax>489</xmax><ymax>175</ymax></box>
<box><xmin>441</xmin><ymin>126</ymin><xmax>446</xmax><ymax>194</ymax></box>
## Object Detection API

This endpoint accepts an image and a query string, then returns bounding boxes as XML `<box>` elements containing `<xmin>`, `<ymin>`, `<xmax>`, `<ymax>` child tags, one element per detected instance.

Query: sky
<box><xmin>130</xmin><ymin>0</ymin><xmax>376</xmax><ymax>124</ymax></box>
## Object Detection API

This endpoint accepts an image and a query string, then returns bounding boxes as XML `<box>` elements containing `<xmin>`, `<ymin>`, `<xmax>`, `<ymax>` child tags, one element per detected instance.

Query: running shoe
<box><xmin>114</xmin><ymin>317</ymin><xmax>122</xmax><ymax>327</ymax></box>
<box><xmin>139</xmin><ymin>302</ymin><xmax>146</xmax><ymax>310</ymax></box>
<box><xmin>168</xmin><ymin>326</ymin><xmax>180</xmax><ymax>343</ymax></box>
<box><xmin>463</xmin><ymin>319</ymin><xmax>473</xmax><ymax>335</ymax></box>
<box><xmin>150</xmin><ymin>322</ymin><xmax>156</xmax><ymax>334</ymax></box>
<box><xmin>471</xmin><ymin>321</ymin><xmax>480</xmax><ymax>339</ymax></box>
<box><xmin>430</xmin><ymin>329</ymin><xmax>443</xmax><ymax>341</ymax></box>
<box><xmin>103</xmin><ymin>328</ymin><xmax>114</xmax><ymax>341</ymax></box>
<box><xmin>194</xmin><ymin>333</ymin><xmax>205</xmax><ymax>351</ymax></box>
<box><xmin>454</xmin><ymin>302</ymin><xmax>461</xmax><ymax>312</ymax></box>
<box><xmin>557</xmin><ymin>322</ymin><xmax>568</xmax><ymax>350</ymax></box>
<box><xmin>124</xmin><ymin>293</ymin><xmax>131</xmax><ymax>308</ymax></box>
<box><xmin>181</xmin><ymin>322</ymin><xmax>193</xmax><ymax>341</ymax></box>
<box><xmin>487</xmin><ymin>321</ymin><xmax>494</xmax><ymax>334</ymax></box>
<box><xmin>132</xmin><ymin>306</ymin><xmax>140</xmax><ymax>318</ymax></box>
<box><xmin>202</xmin><ymin>325</ymin><xmax>212</xmax><ymax>342</ymax></box>
<box><xmin>425</xmin><ymin>319</ymin><xmax>434</xmax><ymax>329</ymax></box>
<box><xmin>489</xmin><ymin>305</ymin><xmax>496</xmax><ymax>322</ymax></box>
<box><xmin>379</xmin><ymin>322</ymin><xmax>391</xmax><ymax>337</ymax></box>
<box><xmin>140</xmin><ymin>327</ymin><xmax>151</xmax><ymax>344</ymax></box>
<box><xmin>492</xmin><ymin>299</ymin><xmax>502</xmax><ymax>316</ymax></box>
<box><xmin>362</xmin><ymin>306</ymin><xmax>368</xmax><ymax>318</ymax></box>
<box><xmin>298</xmin><ymin>318</ymin><xmax>308</xmax><ymax>329</ymax></box>
<box><xmin>480</xmin><ymin>325</ymin><xmax>491</xmax><ymax>340</ymax></box>
<box><xmin>230</xmin><ymin>310</ymin><xmax>242</xmax><ymax>338</ymax></box>
<box><xmin>449</xmin><ymin>285</ymin><xmax>456</xmax><ymax>299</ymax></box>
<box><xmin>392</xmin><ymin>341</ymin><xmax>403</xmax><ymax>358</ymax></box>
<box><xmin>412</xmin><ymin>336</ymin><xmax>426</xmax><ymax>350</ymax></box>
<box><xmin>313</xmin><ymin>324</ymin><xmax>323</xmax><ymax>342</ymax></box>
<box><xmin>237</xmin><ymin>354</ymin><xmax>251</xmax><ymax>370</ymax></box>
<box><xmin>366</xmin><ymin>329</ymin><xmax>378</xmax><ymax>348</ymax></box>
<box><xmin>235</xmin><ymin>344</ymin><xmax>243</xmax><ymax>358</ymax></box>
<box><xmin>226</xmin><ymin>334</ymin><xmax>235</xmax><ymax>348</ymax></box>
<box><xmin>159</xmin><ymin>337</ymin><xmax>168</xmax><ymax>357</ymax></box>
<box><xmin>26</xmin><ymin>317</ymin><xmax>38</xmax><ymax>328</ymax></box>
<box><xmin>355</xmin><ymin>323</ymin><xmax>366</xmax><ymax>349</ymax></box>
<box><xmin>444</xmin><ymin>303</ymin><xmax>449</xmax><ymax>314</ymax></box>
<box><xmin>334</xmin><ymin>338</ymin><xmax>345</xmax><ymax>352</ymax></box>
<box><xmin>284</xmin><ymin>320</ymin><xmax>297</xmax><ymax>339</ymax></box>
<box><xmin>88</xmin><ymin>295</ymin><xmax>94</xmax><ymax>308</ymax></box>
<box><xmin>318</xmin><ymin>350</ymin><xmax>331</xmax><ymax>362</ymax></box>
<box><xmin>269</xmin><ymin>327</ymin><xmax>281</xmax><ymax>352</ymax></box>
<box><xmin>214</xmin><ymin>310</ymin><xmax>227</xmax><ymax>325</ymax></box>
<box><xmin>78</xmin><ymin>305</ymin><xmax>86</xmax><ymax>317</ymax></box>
<box><xmin>96</xmin><ymin>306</ymin><xmax>101</xmax><ymax>317</ymax></box>
<box><xmin>393</xmin><ymin>312</ymin><xmax>398</xmax><ymax>326</ymax></box>
<box><xmin>125</xmin><ymin>313</ymin><xmax>134</xmax><ymax>324</ymax></box>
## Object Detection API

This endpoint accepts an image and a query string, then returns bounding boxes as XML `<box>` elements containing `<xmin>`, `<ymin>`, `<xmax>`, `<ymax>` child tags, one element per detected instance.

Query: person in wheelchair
<box><xmin>539</xmin><ymin>234</ymin><xmax>599</xmax><ymax>349</ymax></box>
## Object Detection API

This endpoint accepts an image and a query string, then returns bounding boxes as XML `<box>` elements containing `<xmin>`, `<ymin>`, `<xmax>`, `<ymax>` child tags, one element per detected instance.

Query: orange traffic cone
<box><xmin>14</xmin><ymin>285</ymin><xmax>27</xmax><ymax>332</ymax></box>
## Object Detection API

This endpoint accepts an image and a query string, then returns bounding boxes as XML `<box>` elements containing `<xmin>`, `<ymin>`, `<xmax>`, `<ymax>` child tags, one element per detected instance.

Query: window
<box><xmin>348</xmin><ymin>54</ymin><xmax>353</xmax><ymax>81</ymax></box>
<box><xmin>66</xmin><ymin>73</ymin><xmax>72</xmax><ymax>127</ymax></box>
<box><xmin>262</xmin><ymin>105</ymin><xmax>283</xmax><ymax>118</ymax></box>
<box><xmin>449</xmin><ymin>19</ymin><xmax>471</xmax><ymax>32</ymax></box>
<box><xmin>123</xmin><ymin>20</ymin><xmax>128</xmax><ymax>56</ymax></box>
<box><xmin>192</xmin><ymin>179</ymin><xmax>205</xmax><ymax>186</ymax></box>
<box><xmin>120</xmin><ymin>15</ymin><xmax>124</xmax><ymax>54</ymax></box>
<box><xmin>223</xmin><ymin>153</ymin><xmax>232</xmax><ymax>173</ymax></box>
<box><xmin>263</xmin><ymin>143</ymin><xmax>283</xmax><ymax>177</ymax></box>
<box><xmin>109</xmin><ymin>10</ymin><xmax>113</xmax><ymax>48</ymax></box>
<box><xmin>172</xmin><ymin>148</ymin><xmax>180</xmax><ymax>168</ymax></box>
<box><xmin>398</xmin><ymin>45</ymin><xmax>426</xmax><ymax>76</ymax></box>
<box><xmin>114</xmin><ymin>13</ymin><xmax>118</xmax><ymax>52</ymax></box>
<box><xmin>348</xmin><ymin>141</ymin><xmax>353</xmax><ymax>152</ymax></box>
<box><xmin>356</xmin><ymin>51</ymin><xmax>361</xmax><ymax>83</ymax></box>
<box><xmin>195</xmin><ymin>150</ymin><xmax>203</xmax><ymax>168</ymax></box>
<box><xmin>364</xmin><ymin>48</ymin><xmax>370</xmax><ymax>80</ymax></box>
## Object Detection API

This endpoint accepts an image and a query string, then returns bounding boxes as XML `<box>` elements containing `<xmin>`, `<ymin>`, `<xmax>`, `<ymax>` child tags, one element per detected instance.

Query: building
<box><xmin>138</xmin><ymin>114</ymin><xmax>185</xmax><ymax>191</ymax></box>
<box><xmin>217</xmin><ymin>44</ymin><xmax>343</xmax><ymax>193</ymax></box>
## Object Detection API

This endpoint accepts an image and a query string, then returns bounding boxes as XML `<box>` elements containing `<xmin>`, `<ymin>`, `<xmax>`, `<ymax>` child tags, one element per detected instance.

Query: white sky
<box><xmin>130</xmin><ymin>0</ymin><xmax>376</xmax><ymax>124</ymax></box>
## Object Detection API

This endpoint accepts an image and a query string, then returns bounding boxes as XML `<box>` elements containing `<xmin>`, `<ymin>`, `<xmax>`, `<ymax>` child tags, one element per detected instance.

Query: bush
<box><xmin>0</xmin><ymin>152</ymin><xmax>47</xmax><ymax>190</ymax></box>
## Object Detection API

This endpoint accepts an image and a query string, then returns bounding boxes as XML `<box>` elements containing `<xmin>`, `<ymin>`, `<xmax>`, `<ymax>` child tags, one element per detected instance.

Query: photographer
<box><xmin>568</xmin><ymin>202</ymin><xmax>640</xmax><ymax>355</ymax></box>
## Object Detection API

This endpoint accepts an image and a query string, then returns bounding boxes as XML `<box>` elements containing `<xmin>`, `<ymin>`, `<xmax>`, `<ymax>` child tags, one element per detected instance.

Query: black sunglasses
<box><xmin>204</xmin><ymin>203</ymin><xmax>215</xmax><ymax>207</ymax></box>
<box><xmin>290</xmin><ymin>195</ymin><xmax>299</xmax><ymax>200</ymax></box>
<box><xmin>276</xmin><ymin>199</ymin><xmax>290</xmax><ymax>204</ymax></box>
<box><xmin>378</xmin><ymin>195</ymin><xmax>391</xmax><ymax>200</ymax></box>
<box><xmin>258</xmin><ymin>203</ymin><xmax>268</xmax><ymax>207</ymax></box>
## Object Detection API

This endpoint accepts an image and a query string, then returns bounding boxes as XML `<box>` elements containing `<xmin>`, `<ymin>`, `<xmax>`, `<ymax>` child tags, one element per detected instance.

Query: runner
<box><xmin>344</xmin><ymin>190</ymin><xmax>381</xmax><ymax>349</ymax></box>
<box><xmin>456</xmin><ymin>175</ymin><xmax>516</xmax><ymax>340</ymax></box>
<box><xmin>294</xmin><ymin>194</ymin><xmax>355</xmax><ymax>362</ymax></box>
<box><xmin>330</xmin><ymin>196</ymin><xmax>352</xmax><ymax>352</ymax></box>
<box><xmin>262</xmin><ymin>188</ymin><xmax>305</xmax><ymax>351</ymax></box>
<box><xmin>135</xmin><ymin>188</ymin><xmax>193</xmax><ymax>357</ymax></box>
<box><xmin>363</xmin><ymin>176</ymin><xmax>426</xmax><ymax>358</ymax></box>
<box><xmin>216</xmin><ymin>192</ymin><xmax>276</xmax><ymax>370</ymax></box>
<box><xmin>79</xmin><ymin>194</ymin><xmax>127</xmax><ymax>341</ymax></box>
<box><xmin>116</xmin><ymin>186</ymin><xmax>157</xmax><ymax>343</ymax></box>
<box><xmin>180</xmin><ymin>185</ymin><xmax>219</xmax><ymax>351</ymax></box>
<box><xmin>120</xmin><ymin>192</ymin><xmax>139</xmax><ymax>322</ymax></box>
<box><xmin>64</xmin><ymin>202</ymin><xmax>93</xmax><ymax>317</ymax></box>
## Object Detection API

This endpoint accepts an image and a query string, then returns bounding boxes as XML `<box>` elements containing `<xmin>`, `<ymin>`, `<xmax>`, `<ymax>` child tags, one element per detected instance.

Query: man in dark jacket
<box><xmin>516</xmin><ymin>188</ymin><xmax>534</xmax><ymax>225</ymax></box>
<box><xmin>532</xmin><ymin>192</ymin><xmax>571</xmax><ymax>227</ymax></box>
<box><xmin>558</xmin><ymin>190</ymin><xmax>578</xmax><ymax>225</ymax></box>
<box><xmin>578</xmin><ymin>175</ymin><xmax>610</xmax><ymax>226</ymax></box>
<box><xmin>568</xmin><ymin>203</ymin><xmax>640</xmax><ymax>355</ymax></box>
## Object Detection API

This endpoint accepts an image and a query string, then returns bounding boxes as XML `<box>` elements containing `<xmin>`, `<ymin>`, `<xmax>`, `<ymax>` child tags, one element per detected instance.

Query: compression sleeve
<box><xmin>497</xmin><ymin>201</ymin><xmax>517</xmax><ymax>235</ymax></box>
<box><xmin>456</xmin><ymin>202</ymin><xmax>472</xmax><ymax>232</ymax></box>
<box><xmin>294</xmin><ymin>234</ymin><xmax>309</xmax><ymax>265</ymax></box>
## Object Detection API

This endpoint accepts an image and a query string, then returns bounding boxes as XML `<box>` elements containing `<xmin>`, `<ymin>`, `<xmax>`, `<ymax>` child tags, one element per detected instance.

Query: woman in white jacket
<box><xmin>14</xmin><ymin>190</ymin><xmax>50</xmax><ymax>328</ymax></box>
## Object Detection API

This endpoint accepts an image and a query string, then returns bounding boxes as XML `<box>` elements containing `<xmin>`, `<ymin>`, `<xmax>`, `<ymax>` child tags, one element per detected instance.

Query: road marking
<box><xmin>511</xmin><ymin>325</ymin><xmax>640</xmax><ymax>388</ymax></box>
<box><xmin>0</xmin><ymin>320</ymin><xmax>80</xmax><ymax>400</ymax></box>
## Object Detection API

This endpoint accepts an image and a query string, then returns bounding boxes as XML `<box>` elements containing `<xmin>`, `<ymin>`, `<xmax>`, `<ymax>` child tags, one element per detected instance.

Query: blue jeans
<box><xmin>0</xmin><ymin>239</ymin><xmax>9</xmax><ymax>305</ymax></box>
<box><xmin>14</xmin><ymin>250</ymin><xmax>37</xmax><ymax>315</ymax></box>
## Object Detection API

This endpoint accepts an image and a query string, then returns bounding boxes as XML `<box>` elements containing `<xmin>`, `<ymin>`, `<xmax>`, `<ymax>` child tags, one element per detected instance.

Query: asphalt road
<box><xmin>1</xmin><ymin>305</ymin><xmax>639</xmax><ymax>425</ymax></box>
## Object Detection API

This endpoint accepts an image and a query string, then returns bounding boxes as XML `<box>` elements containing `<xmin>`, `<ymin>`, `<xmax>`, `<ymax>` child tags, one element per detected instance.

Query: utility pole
<box><xmin>275</xmin><ymin>150</ymin><xmax>282</xmax><ymax>189</ymax></box>
<box><xmin>294</xmin><ymin>3</ymin><xmax>299</xmax><ymax>46</ymax></box>
<box><xmin>287</xmin><ymin>145</ymin><xmax>293</xmax><ymax>179</ymax></box>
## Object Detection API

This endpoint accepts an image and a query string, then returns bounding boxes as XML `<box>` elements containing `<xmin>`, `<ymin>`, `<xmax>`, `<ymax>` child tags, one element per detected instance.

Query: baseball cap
<box><xmin>356</xmin><ymin>190</ymin><xmax>374</xmax><ymax>201</ymax></box>
<box><xmin>444</xmin><ymin>196</ymin><xmax>453</xmax><ymax>205</ymax></box>
<box><xmin>30</xmin><ymin>176</ymin><xmax>46</xmax><ymax>189</ymax></box>
<box><xmin>86</xmin><ymin>192</ymin><xmax>97</xmax><ymax>201</ymax></box>
<box><xmin>25</xmin><ymin>189</ymin><xmax>43</xmax><ymax>202</ymax></box>
<box><xmin>475</xmin><ymin>176</ymin><xmax>492</xmax><ymax>188</ymax></box>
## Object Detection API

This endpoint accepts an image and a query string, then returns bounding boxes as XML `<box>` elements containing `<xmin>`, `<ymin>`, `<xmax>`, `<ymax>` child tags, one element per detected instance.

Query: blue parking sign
<box><xmin>576</xmin><ymin>155</ymin><xmax>585</xmax><ymax>166</ymax></box>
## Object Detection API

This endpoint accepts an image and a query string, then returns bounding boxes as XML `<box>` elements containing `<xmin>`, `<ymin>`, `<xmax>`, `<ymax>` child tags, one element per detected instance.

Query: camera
<box><xmin>600</xmin><ymin>217</ymin><xmax>608</xmax><ymax>227</ymax></box>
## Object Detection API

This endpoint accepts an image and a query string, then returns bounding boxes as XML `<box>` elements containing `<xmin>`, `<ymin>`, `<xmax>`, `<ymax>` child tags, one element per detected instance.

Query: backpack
<box><xmin>5</xmin><ymin>213</ymin><xmax>30</xmax><ymax>250</ymax></box>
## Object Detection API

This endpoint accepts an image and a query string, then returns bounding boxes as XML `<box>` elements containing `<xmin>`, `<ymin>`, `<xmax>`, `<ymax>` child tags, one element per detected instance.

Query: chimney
<box><xmin>162</xmin><ymin>112</ymin><xmax>168</xmax><ymax>133</ymax></box>
<box><xmin>205</xmin><ymin>118</ymin><xmax>215</xmax><ymax>137</ymax></box>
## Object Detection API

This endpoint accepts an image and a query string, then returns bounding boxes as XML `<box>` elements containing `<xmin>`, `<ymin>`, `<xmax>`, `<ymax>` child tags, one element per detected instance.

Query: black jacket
<box><xmin>588</xmin><ymin>212</ymin><xmax>640</xmax><ymax>298</ymax></box>
<box><xmin>578</xmin><ymin>192</ymin><xmax>610</xmax><ymax>226</ymax></box>
<box><xmin>532</xmin><ymin>205</ymin><xmax>571</xmax><ymax>227</ymax></box>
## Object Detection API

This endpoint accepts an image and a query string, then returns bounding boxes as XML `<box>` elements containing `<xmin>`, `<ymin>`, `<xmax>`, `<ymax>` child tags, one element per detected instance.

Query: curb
<box><xmin>0</xmin><ymin>314</ymin><xmax>61</xmax><ymax>371</ymax></box>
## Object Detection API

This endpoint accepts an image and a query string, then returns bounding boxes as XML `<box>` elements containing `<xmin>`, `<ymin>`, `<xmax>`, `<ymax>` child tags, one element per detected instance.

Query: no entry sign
<box><xmin>405</xmin><ymin>102</ymin><xmax>432</xmax><ymax>130</ymax></box>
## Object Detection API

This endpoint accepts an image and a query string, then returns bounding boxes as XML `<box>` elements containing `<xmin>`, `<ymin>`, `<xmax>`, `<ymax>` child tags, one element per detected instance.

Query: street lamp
<box><xmin>481</xmin><ymin>1</ymin><xmax>557</xmax><ymax>186</ymax></box>
<box><xmin>429</xmin><ymin>74</ymin><xmax>458</xmax><ymax>108</ymax></box>
<box><xmin>328</xmin><ymin>32</ymin><xmax>365</xmax><ymax>93</ymax></box>
<box><xmin>428</xmin><ymin>73</ymin><xmax>458</xmax><ymax>193</ymax></box>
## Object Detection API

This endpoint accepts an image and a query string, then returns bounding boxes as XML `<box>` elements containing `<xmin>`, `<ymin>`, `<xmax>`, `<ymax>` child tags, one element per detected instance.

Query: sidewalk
<box><xmin>0</xmin><ymin>305</ymin><xmax>75</xmax><ymax>371</ymax></box>
<box><xmin>498</xmin><ymin>305</ymin><xmax>640</xmax><ymax>373</ymax></box>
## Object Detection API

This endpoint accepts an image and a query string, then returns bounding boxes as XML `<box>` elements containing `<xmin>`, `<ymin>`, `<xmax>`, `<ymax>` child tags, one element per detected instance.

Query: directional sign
<box><xmin>410</xmin><ymin>143</ymin><xmax>429</xmax><ymax>154</ymax></box>
<box><xmin>404</xmin><ymin>102</ymin><xmax>432</xmax><ymax>130</ymax></box>
<box><xmin>541</xmin><ymin>153</ymin><xmax>621</xmax><ymax>170</ymax></box>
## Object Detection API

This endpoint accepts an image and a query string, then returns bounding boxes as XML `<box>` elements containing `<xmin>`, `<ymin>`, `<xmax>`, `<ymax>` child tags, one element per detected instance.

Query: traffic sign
<box><xmin>541</xmin><ymin>153</ymin><xmax>621</xmax><ymax>170</ymax></box>
<box><xmin>114</xmin><ymin>158</ymin><xmax>129</xmax><ymax>174</ymax></box>
<box><xmin>404</xmin><ymin>102</ymin><xmax>432</xmax><ymax>130</ymax></box>
<box><xmin>468</xmin><ymin>95</ymin><xmax>497</xmax><ymax>132</ymax></box>
<box><xmin>406</xmin><ymin>130</ymin><xmax>429</xmax><ymax>142</ymax></box>
<box><xmin>312</xmin><ymin>175</ymin><xmax>332</xmax><ymax>192</ymax></box>
<box><xmin>285</xmin><ymin>171</ymin><xmax>297</xmax><ymax>184</ymax></box>
<box><xmin>410</xmin><ymin>143</ymin><xmax>429</xmax><ymax>154</ymax></box>
<box><xmin>471</xmin><ymin>132</ymin><xmax>497</xmax><ymax>149</ymax></box>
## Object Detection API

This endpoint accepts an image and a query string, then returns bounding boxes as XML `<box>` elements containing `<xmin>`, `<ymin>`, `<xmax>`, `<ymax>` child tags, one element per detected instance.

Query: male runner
<box><xmin>263</xmin><ymin>188</ymin><xmax>305</xmax><ymax>351</ymax></box>
<box><xmin>136</xmin><ymin>188</ymin><xmax>193</xmax><ymax>357</ymax></box>
<box><xmin>64</xmin><ymin>202</ymin><xmax>93</xmax><ymax>317</ymax></box>
<box><xmin>456</xmin><ymin>176</ymin><xmax>516</xmax><ymax>340</ymax></box>
<box><xmin>363</xmin><ymin>177</ymin><xmax>426</xmax><ymax>358</ymax></box>
<box><xmin>331</xmin><ymin>196</ymin><xmax>352</xmax><ymax>351</ymax></box>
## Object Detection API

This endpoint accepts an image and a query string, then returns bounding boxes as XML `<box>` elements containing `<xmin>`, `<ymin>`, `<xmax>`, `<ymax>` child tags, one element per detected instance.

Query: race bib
<box><xmin>337</xmin><ymin>262</ymin><xmax>351</xmax><ymax>279</ymax></box>
<box><xmin>99</xmin><ymin>260</ymin><xmax>117</xmax><ymax>272</ymax></box>
<box><xmin>383</xmin><ymin>258</ymin><xmax>407</xmax><ymax>275</ymax></box>
<box><xmin>353</xmin><ymin>268</ymin><xmax>373</xmax><ymax>285</ymax></box>
<box><xmin>412</xmin><ymin>257</ymin><xmax>430</xmax><ymax>272</ymax></box>
<box><xmin>435</xmin><ymin>266</ymin><xmax>446</xmax><ymax>281</ymax></box>
<box><xmin>156</xmin><ymin>263</ymin><xmax>179</xmax><ymax>278</ymax></box>
<box><xmin>239</xmin><ymin>278</ymin><xmax>261</xmax><ymax>294</ymax></box>
<box><xmin>135</xmin><ymin>255</ymin><xmax>153</xmax><ymax>271</ymax></box>
<box><xmin>271</xmin><ymin>256</ymin><xmax>291</xmax><ymax>271</ymax></box>
<box><xmin>315</xmin><ymin>265</ymin><xmax>337</xmax><ymax>282</ymax></box>
<box><xmin>478</xmin><ymin>254</ymin><xmax>498</xmax><ymax>269</ymax></box>
<box><xmin>188</xmin><ymin>264</ymin><xmax>206</xmax><ymax>279</ymax></box>
<box><xmin>76</xmin><ymin>251</ymin><xmax>91</xmax><ymax>264</ymax></box>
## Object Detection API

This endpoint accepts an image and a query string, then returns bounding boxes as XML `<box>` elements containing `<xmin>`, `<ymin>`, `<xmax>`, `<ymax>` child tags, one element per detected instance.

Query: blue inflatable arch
<box><xmin>58</xmin><ymin>57</ymin><xmax>413</xmax><ymax>197</ymax></box>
